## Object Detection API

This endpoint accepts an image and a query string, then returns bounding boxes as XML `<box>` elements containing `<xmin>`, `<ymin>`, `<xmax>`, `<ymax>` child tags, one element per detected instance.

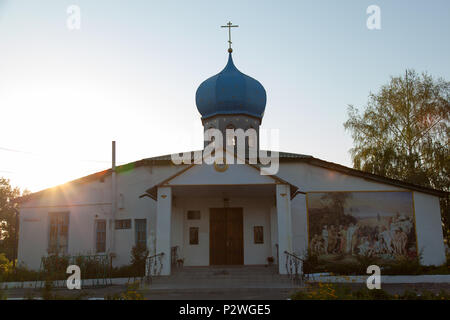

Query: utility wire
<box><xmin>0</xmin><ymin>145</ymin><xmax>124</xmax><ymax>164</ymax></box>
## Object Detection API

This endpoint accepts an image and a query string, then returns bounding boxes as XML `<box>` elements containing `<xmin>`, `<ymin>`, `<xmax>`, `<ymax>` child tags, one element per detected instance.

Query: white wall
<box><xmin>17</xmin><ymin>163</ymin><xmax>186</xmax><ymax>269</ymax></box>
<box><xmin>18</xmin><ymin>159</ymin><xmax>446</xmax><ymax>270</ymax></box>
<box><xmin>413</xmin><ymin>191</ymin><xmax>446</xmax><ymax>265</ymax></box>
<box><xmin>18</xmin><ymin>204</ymin><xmax>112</xmax><ymax>270</ymax></box>
<box><xmin>291</xmin><ymin>194</ymin><xmax>308</xmax><ymax>257</ymax></box>
<box><xmin>270</xmin><ymin>207</ymin><xmax>278</xmax><ymax>262</ymax></box>
<box><xmin>277</xmin><ymin>162</ymin><xmax>405</xmax><ymax>193</ymax></box>
<box><xmin>277</xmin><ymin>162</ymin><xmax>446</xmax><ymax>266</ymax></box>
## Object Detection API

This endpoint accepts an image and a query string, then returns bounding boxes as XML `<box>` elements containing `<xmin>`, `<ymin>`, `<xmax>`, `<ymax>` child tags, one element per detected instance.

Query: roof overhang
<box><xmin>141</xmin><ymin>156</ymin><xmax>302</xmax><ymax>201</ymax></box>
<box><xmin>14</xmin><ymin>150</ymin><xmax>448</xmax><ymax>204</ymax></box>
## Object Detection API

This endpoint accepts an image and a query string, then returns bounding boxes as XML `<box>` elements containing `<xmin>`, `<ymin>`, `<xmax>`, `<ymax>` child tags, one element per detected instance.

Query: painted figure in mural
<box><xmin>308</xmin><ymin>192</ymin><xmax>417</xmax><ymax>262</ymax></box>
<box><xmin>392</xmin><ymin>228</ymin><xmax>401</xmax><ymax>255</ymax></box>
<box><xmin>322</xmin><ymin>226</ymin><xmax>329</xmax><ymax>254</ymax></box>
<box><xmin>373</xmin><ymin>234</ymin><xmax>383</xmax><ymax>255</ymax></box>
<box><xmin>380</xmin><ymin>226</ymin><xmax>393</xmax><ymax>254</ymax></box>
<box><xmin>328</xmin><ymin>225</ymin><xmax>337</xmax><ymax>254</ymax></box>
<box><xmin>346</xmin><ymin>223</ymin><xmax>357</xmax><ymax>253</ymax></box>
<box><xmin>398</xmin><ymin>215</ymin><xmax>413</xmax><ymax>235</ymax></box>
<box><xmin>358</xmin><ymin>236</ymin><xmax>370</xmax><ymax>256</ymax></box>
<box><xmin>351</xmin><ymin>228</ymin><xmax>360</xmax><ymax>255</ymax></box>
<box><xmin>310</xmin><ymin>234</ymin><xmax>319</xmax><ymax>254</ymax></box>
<box><xmin>335</xmin><ymin>227</ymin><xmax>342</xmax><ymax>253</ymax></box>
<box><xmin>392</xmin><ymin>227</ymin><xmax>408</xmax><ymax>256</ymax></box>
<box><xmin>399</xmin><ymin>228</ymin><xmax>408</xmax><ymax>255</ymax></box>
<box><xmin>339</xmin><ymin>225</ymin><xmax>347</xmax><ymax>254</ymax></box>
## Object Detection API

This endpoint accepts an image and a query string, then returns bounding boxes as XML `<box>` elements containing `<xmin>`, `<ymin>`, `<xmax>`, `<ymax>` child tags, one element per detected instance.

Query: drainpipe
<box><xmin>111</xmin><ymin>141</ymin><xmax>117</xmax><ymax>257</ymax></box>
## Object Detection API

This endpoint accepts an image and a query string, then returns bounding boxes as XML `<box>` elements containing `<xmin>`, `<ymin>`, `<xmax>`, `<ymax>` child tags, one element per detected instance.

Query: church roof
<box><xmin>13</xmin><ymin>151</ymin><xmax>448</xmax><ymax>203</ymax></box>
<box><xmin>147</xmin><ymin>151</ymin><xmax>312</xmax><ymax>161</ymax></box>
<box><xmin>195</xmin><ymin>53</ymin><xmax>266</xmax><ymax>120</ymax></box>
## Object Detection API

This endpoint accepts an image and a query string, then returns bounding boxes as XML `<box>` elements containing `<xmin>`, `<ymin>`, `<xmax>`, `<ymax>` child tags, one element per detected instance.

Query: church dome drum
<box><xmin>195</xmin><ymin>53</ymin><xmax>267</xmax><ymax>120</ymax></box>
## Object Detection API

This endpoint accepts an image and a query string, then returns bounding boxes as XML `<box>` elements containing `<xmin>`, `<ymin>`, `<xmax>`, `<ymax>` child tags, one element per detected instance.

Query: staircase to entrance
<box><xmin>145</xmin><ymin>265</ymin><xmax>300</xmax><ymax>290</ymax></box>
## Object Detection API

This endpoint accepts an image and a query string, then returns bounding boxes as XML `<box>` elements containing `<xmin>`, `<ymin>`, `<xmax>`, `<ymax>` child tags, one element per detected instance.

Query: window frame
<box><xmin>187</xmin><ymin>210</ymin><xmax>201</xmax><ymax>220</ymax></box>
<box><xmin>115</xmin><ymin>219</ymin><xmax>131</xmax><ymax>230</ymax></box>
<box><xmin>95</xmin><ymin>219</ymin><xmax>107</xmax><ymax>253</ymax></box>
<box><xmin>48</xmin><ymin>211</ymin><xmax>70</xmax><ymax>255</ymax></box>
<box><xmin>253</xmin><ymin>226</ymin><xmax>264</xmax><ymax>244</ymax></box>
<box><xmin>134</xmin><ymin>219</ymin><xmax>147</xmax><ymax>248</ymax></box>
<box><xmin>189</xmin><ymin>227</ymin><xmax>199</xmax><ymax>245</ymax></box>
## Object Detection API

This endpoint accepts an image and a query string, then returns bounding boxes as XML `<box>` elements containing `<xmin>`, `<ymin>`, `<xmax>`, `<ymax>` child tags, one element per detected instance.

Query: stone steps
<box><xmin>170</xmin><ymin>266</ymin><xmax>279</xmax><ymax>277</ymax></box>
<box><xmin>145</xmin><ymin>265</ymin><xmax>299</xmax><ymax>289</ymax></box>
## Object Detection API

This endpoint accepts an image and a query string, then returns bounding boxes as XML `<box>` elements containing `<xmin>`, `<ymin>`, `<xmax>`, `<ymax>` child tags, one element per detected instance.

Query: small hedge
<box><xmin>291</xmin><ymin>282</ymin><xmax>450</xmax><ymax>300</ymax></box>
<box><xmin>0</xmin><ymin>246</ymin><xmax>150</xmax><ymax>283</ymax></box>
<box><xmin>302</xmin><ymin>250</ymin><xmax>450</xmax><ymax>275</ymax></box>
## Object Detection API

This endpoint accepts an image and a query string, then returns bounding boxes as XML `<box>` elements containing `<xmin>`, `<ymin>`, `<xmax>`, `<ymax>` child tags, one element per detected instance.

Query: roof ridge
<box><xmin>13</xmin><ymin>150</ymin><xmax>448</xmax><ymax>202</ymax></box>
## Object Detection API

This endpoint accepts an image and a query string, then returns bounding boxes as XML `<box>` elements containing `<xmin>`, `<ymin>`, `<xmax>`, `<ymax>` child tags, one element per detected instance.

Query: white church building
<box><xmin>16</xmin><ymin>47</ymin><xmax>447</xmax><ymax>276</ymax></box>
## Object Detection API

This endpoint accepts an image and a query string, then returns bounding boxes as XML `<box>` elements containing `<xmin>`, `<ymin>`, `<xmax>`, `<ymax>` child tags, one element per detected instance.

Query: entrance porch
<box><xmin>149</xmin><ymin>183</ymin><xmax>298</xmax><ymax>275</ymax></box>
<box><xmin>142</xmin><ymin>160</ymin><xmax>300</xmax><ymax>275</ymax></box>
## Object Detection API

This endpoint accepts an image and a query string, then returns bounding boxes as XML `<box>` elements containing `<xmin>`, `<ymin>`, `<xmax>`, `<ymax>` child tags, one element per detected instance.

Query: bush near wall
<box><xmin>0</xmin><ymin>253</ymin><xmax>12</xmax><ymax>275</ymax></box>
<box><xmin>0</xmin><ymin>249</ymin><xmax>148</xmax><ymax>283</ymax></box>
<box><xmin>1</xmin><ymin>253</ymin><xmax>40</xmax><ymax>282</ymax></box>
<box><xmin>291</xmin><ymin>282</ymin><xmax>450</xmax><ymax>300</ymax></box>
<box><xmin>302</xmin><ymin>250</ymin><xmax>450</xmax><ymax>275</ymax></box>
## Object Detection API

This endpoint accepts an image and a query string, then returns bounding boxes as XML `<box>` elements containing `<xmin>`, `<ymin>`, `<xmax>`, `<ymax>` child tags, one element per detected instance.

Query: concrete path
<box><xmin>2</xmin><ymin>266</ymin><xmax>450</xmax><ymax>299</ymax></box>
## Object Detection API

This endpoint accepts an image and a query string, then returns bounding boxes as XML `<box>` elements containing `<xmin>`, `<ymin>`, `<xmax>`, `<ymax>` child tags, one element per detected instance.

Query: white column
<box><xmin>156</xmin><ymin>186</ymin><xmax>172</xmax><ymax>275</ymax></box>
<box><xmin>269</xmin><ymin>206</ymin><xmax>278</xmax><ymax>264</ymax></box>
<box><xmin>276</xmin><ymin>184</ymin><xmax>292</xmax><ymax>274</ymax></box>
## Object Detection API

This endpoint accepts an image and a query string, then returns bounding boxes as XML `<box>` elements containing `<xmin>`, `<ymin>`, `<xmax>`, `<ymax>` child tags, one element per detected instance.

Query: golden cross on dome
<box><xmin>221</xmin><ymin>21</ymin><xmax>239</xmax><ymax>52</ymax></box>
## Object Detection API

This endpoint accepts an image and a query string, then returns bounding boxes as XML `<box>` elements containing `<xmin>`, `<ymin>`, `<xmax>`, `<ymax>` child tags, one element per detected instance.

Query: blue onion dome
<box><xmin>196</xmin><ymin>53</ymin><xmax>267</xmax><ymax>120</ymax></box>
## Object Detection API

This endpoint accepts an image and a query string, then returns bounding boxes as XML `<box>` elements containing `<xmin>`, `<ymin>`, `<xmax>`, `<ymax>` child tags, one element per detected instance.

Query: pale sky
<box><xmin>1</xmin><ymin>0</ymin><xmax>449</xmax><ymax>192</ymax></box>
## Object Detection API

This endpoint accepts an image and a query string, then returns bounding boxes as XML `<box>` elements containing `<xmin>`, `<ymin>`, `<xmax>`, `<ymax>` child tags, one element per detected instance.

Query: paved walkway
<box><xmin>4</xmin><ymin>282</ymin><xmax>450</xmax><ymax>300</ymax></box>
<box><xmin>2</xmin><ymin>266</ymin><xmax>450</xmax><ymax>299</ymax></box>
<box><xmin>4</xmin><ymin>283</ymin><xmax>450</xmax><ymax>300</ymax></box>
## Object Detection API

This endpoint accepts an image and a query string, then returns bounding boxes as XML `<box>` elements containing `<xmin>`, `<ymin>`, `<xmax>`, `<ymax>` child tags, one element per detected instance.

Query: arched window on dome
<box><xmin>247</xmin><ymin>127</ymin><xmax>257</xmax><ymax>148</ymax></box>
<box><xmin>226</xmin><ymin>124</ymin><xmax>236</xmax><ymax>146</ymax></box>
<box><xmin>205</xmin><ymin>126</ymin><xmax>215</xmax><ymax>141</ymax></box>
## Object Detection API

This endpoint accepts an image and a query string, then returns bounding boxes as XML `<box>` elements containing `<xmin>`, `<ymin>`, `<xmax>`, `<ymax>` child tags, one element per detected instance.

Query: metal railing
<box><xmin>275</xmin><ymin>244</ymin><xmax>279</xmax><ymax>265</ymax></box>
<box><xmin>171</xmin><ymin>246</ymin><xmax>179</xmax><ymax>269</ymax></box>
<box><xmin>284</xmin><ymin>250</ymin><xmax>304</xmax><ymax>286</ymax></box>
<box><xmin>142</xmin><ymin>252</ymin><xmax>164</xmax><ymax>285</ymax></box>
<box><xmin>35</xmin><ymin>254</ymin><xmax>112</xmax><ymax>288</ymax></box>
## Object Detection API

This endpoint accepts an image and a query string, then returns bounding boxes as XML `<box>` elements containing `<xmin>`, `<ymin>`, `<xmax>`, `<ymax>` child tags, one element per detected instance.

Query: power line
<box><xmin>0</xmin><ymin>145</ymin><xmax>124</xmax><ymax>164</ymax></box>
<box><xmin>0</xmin><ymin>146</ymin><xmax>32</xmax><ymax>154</ymax></box>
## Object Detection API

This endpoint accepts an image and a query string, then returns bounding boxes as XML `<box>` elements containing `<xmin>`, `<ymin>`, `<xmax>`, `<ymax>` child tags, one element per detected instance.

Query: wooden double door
<box><xmin>209</xmin><ymin>208</ymin><xmax>244</xmax><ymax>265</ymax></box>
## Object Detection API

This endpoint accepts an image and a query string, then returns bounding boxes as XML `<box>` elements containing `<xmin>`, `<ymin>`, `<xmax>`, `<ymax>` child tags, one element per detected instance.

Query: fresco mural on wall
<box><xmin>307</xmin><ymin>191</ymin><xmax>417</xmax><ymax>262</ymax></box>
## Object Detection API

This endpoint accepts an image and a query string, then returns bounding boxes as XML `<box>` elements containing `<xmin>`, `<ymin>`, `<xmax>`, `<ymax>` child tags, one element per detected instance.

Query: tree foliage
<box><xmin>308</xmin><ymin>192</ymin><xmax>357</xmax><ymax>238</ymax></box>
<box><xmin>344</xmin><ymin>69</ymin><xmax>449</xmax><ymax>241</ymax></box>
<box><xmin>0</xmin><ymin>177</ymin><xmax>29</xmax><ymax>261</ymax></box>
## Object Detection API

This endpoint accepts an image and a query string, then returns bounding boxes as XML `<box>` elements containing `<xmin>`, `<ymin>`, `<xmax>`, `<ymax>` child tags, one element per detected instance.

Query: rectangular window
<box><xmin>187</xmin><ymin>210</ymin><xmax>201</xmax><ymax>220</ymax></box>
<box><xmin>254</xmin><ymin>226</ymin><xmax>264</xmax><ymax>244</ymax></box>
<box><xmin>95</xmin><ymin>219</ymin><xmax>106</xmax><ymax>253</ymax></box>
<box><xmin>48</xmin><ymin>212</ymin><xmax>69</xmax><ymax>254</ymax></box>
<box><xmin>189</xmin><ymin>227</ymin><xmax>199</xmax><ymax>245</ymax></box>
<box><xmin>115</xmin><ymin>219</ymin><xmax>131</xmax><ymax>230</ymax></box>
<box><xmin>135</xmin><ymin>219</ymin><xmax>147</xmax><ymax>248</ymax></box>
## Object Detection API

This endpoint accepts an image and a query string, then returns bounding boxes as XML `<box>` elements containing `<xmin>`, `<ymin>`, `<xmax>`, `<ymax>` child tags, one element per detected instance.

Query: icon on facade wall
<box><xmin>307</xmin><ymin>191</ymin><xmax>417</xmax><ymax>263</ymax></box>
